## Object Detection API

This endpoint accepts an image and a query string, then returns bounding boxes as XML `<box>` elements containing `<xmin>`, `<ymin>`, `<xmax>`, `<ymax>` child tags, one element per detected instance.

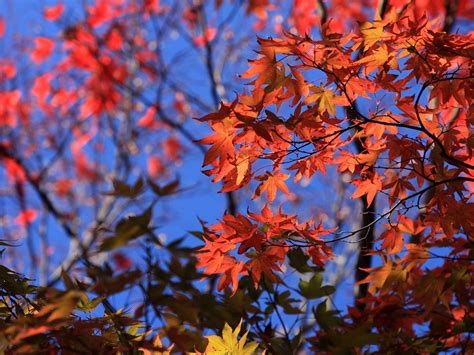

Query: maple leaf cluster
<box><xmin>196</xmin><ymin>3</ymin><xmax>474</xmax><ymax>351</ymax></box>
<box><xmin>199</xmin><ymin>5</ymin><xmax>473</xmax><ymax>281</ymax></box>
<box><xmin>197</xmin><ymin>205</ymin><xmax>333</xmax><ymax>293</ymax></box>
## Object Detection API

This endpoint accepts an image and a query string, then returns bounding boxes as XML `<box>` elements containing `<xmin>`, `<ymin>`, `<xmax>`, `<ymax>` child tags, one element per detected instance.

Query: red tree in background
<box><xmin>0</xmin><ymin>0</ymin><xmax>472</xmax><ymax>353</ymax></box>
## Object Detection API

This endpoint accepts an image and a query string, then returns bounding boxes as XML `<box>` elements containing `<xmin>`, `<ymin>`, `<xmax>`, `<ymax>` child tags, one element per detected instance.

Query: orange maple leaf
<box><xmin>254</xmin><ymin>170</ymin><xmax>290</xmax><ymax>203</ymax></box>
<box><xmin>198</xmin><ymin>120</ymin><xmax>236</xmax><ymax>167</ymax></box>
<box><xmin>357</xmin><ymin>45</ymin><xmax>391</xmax><ymax>75</ymax></box>
<box><xmin>216</xmin><ymin>259</ymin><xmax>247</xmax><ymax>295</ymax></box>
<box><xmin>240</xmin><ymin>45</ymin><xmax>283</xmax><ymax>90</ymax></box>
<box><xmin>358</xmin><ymin>258</ymin><xmax>393</xmax><ymax>294</ymax></box>
<box><xmin>246</xmin><ymin>247</ymin><xmax>284</xmax><ymax>287</ymax></box>
<box><xmin>352</xmin><ymin>171</ymin><xmax>383</xmax><ymax>206</ymax></box>
<box><xmin>379</xmin><ymin>228</ymin><xmax>404</xmax><ymax>254</ymax></box>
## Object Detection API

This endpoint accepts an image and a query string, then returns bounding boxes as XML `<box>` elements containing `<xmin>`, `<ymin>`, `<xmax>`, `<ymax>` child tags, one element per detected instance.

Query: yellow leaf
<box><xmin>360</xmin><ymin>20</ymin><xmax>385</xmax><ymax>50</ymax></box>
<box><xmin>304</xmin><ymin>84</ymin><xmax>336</xmax><ymax>116</ymax></box>
<box><xmin>204</xmin><ymin>319</ymin><xmax>259</xmax><ymax>355</ymax></box>
<box><xmin>235</xmin><ymin>153</ymin><xmax>250</xmax><ymax>186</ymax></box>
<box><xmin>357</xmin><ymin>45</ymin><xmax>389</xmax><ymax>75</ymax></box>
<box><xmin>140</xmin><ymin>334</ymin><xmax>174</xmax><ymax>355</ymax></box>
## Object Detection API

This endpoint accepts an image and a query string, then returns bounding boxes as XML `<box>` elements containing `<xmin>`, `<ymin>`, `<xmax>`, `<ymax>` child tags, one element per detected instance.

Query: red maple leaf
<box><xmin>15</xmin><ymin>209</ymin><xmax>37</xmax><ymax>227</ymax></box>
<box><xmin>31</xmin><ymin>37</ymin><xmax>54</xmax><ymax>64</ymax></box>
<box><xmin>44</xmin><ymin>3</ymin><xmax>64</xmax><ymax>21</ymax></box>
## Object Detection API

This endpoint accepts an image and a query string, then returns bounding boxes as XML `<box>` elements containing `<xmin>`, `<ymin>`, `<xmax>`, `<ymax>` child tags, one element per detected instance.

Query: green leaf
<box><xmin>0</xmin><ymin>265</ymin><xmax>35</xmax><ymax>295</ymax></box>
<box><xmin>327</xmin><ymin>325</ymin><xmax>380</xmax><ymax>350</ymax></box>
<box><xmin>317</xmin><ymin>285</ymin><xmax>336</xmax><ymax>297</ymax></box>
<box><xmin>314</xmin><ymin>300</ymin><xmax>342</xmax><ymax>331</ymax></box>
<box><xmin>99</xmin><ymin>206</ymin><xmax>153</xmax><ymax>251</ymax></box>
<box><xmin>276</xmin><ymin>291</ymin><xmax>302</xmax><ymax>314</ymax></box>
<box><xmin>105</xmin><ymin>177</ymin><xmax>144</xmax><ymax>198</ymax></box>
<box><xmin>288</xmin><ymin>248</ymin><xmax>313</xmax><ymax>273</ymax></box>
<box><xmin>61</xmin><ymin>269</ymin><xmax>76</xmax><ymax>290</ymax></box>
<box><xmin>298</xmin><ymin>273</ymin><xmax>323</xmax><ymax>299</ymax></box>
<box><xmin>77</xmin><ymin>295</ymin><xmax>104</xmax><ymax>313</ymax></box>
<box><xmin>148</xmin><ymin>178</ymin><xmax>180</xmax><ymax>196</ymax></box>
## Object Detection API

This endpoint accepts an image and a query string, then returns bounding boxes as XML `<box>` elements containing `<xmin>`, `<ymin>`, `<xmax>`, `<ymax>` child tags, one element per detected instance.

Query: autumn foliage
<box><xmin>0</xmin><ymin>0</ymin><xmax>473</xmax><ymax>353</ymax></box>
